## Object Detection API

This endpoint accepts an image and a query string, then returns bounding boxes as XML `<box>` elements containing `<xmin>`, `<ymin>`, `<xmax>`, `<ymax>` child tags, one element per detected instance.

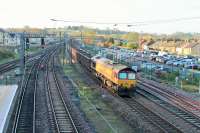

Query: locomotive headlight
<box><xmin>128</xmin><ymin>73</ymin><xmax>135</xmax><ymax>80</ymax></box>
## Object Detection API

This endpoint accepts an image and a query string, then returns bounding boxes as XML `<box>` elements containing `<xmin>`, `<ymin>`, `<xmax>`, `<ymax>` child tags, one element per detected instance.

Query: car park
<box><xmin>103</xmin><ymin>48</ymin><xmax>200</xmax><ymax>72</ymax></box>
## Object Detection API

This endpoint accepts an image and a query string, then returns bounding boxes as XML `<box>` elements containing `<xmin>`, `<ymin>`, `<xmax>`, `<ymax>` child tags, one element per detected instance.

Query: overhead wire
<box><xmin>51</xmin><ymin>16</ymin><xmax>200</xmax><ymax>27</ymax></box>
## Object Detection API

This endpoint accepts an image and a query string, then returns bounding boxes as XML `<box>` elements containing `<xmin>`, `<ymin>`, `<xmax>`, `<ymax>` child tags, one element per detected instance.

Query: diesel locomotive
<box><xmin>69</xmin><ymin>43</ymin><xmax>136</xmax><ymax>96</ymax></box>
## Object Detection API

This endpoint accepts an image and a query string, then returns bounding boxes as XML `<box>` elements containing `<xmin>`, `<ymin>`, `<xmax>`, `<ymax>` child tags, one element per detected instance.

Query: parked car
<box><xmin>166</xmin><ymin>59</ymin><xmax>177</xmax><ymax>65</ymax></box>
<box><xmin>150</xmin><ymin>56</ymin><xmax>157</xmax><ymax>61</ymax></box>
<box><xmin>163</xmin><ymin>57</ymin><xmax>171</xmax><ymax>64</ymax></box>
<box><xmin>156</xmin><ymin>56</ymin><xmax>162</xmax><ymax>62</ymax></box>
<box><xmin>155</xmin><ymin>66</ymin><xmax>172</xmax><ymax>73</ymax></box>
<box><xmin>185</xmin><ymin>64</ymin><xmax>199</xmax><ymax>69</ymax></box>
<box><xmin>142</xmin><ymin>63</ymin><xmax>157</xmax><ymax>70</ymax></box>
<box><xmin>173</xmin><ymin>61</ymin><xmax>184</xmax><ymax>66</ymax></box>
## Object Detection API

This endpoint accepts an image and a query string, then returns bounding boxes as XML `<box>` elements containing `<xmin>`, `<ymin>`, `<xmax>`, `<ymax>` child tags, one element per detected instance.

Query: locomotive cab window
<box><xmin>119</xmin><ymin>72</ymin><xmax>127</xmax><ymax>79</ymax></box>
<box><xmin>128</xmin><ymin>73</ymin><xmax>135</xmax><ymax>80</ymax></box>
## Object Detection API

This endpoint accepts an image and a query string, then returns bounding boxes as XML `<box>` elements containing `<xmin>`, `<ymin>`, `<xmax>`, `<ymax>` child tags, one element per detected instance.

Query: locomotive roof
<box><xmin>92</xmin><ymin>56</ymin><xmax>131</xmax><ymax>71</ymax></box>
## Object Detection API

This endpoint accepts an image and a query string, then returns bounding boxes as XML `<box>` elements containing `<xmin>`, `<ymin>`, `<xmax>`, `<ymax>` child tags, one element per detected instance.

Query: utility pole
<box><xmin>199</xmin><ymin>80</ymin><xmax>200</xmax><ymax>94</ymax></box>
<box><xmin>69</xmin><ymin>39</ymin><xmax>72</xmax><ymax>64</ymax></box>
<box><xmin>3</xmin><ymin>32</ymin><xmax>5</xmax><ymax>46</ymax></box>
<box><xmin>20</xmin><ymin>33</ymin><xmax>25</xmax><ymax>75</ymax></box>
<box><xmin>81</xmin><ymin>30</ymin><xmax>83</xmax><ymax>44</ymax></box>
<box><xmin>81</xmin><ymin>29</ymin><xmax>85</xmax><ymax>47</ymax></box>
<box><xmin>59</xmin><ymin>31</ymin><xmax>65</xmax><ymax>66</ymax></box>
<box><xmin>59</xmin><ymin>31</ymin><xmax>61</xmax><ymax>45</ymax></box>
<box><xmin>81</xmin><ymin>28</ymin><xmax>85</xmax><ymax>47</ymax></box>
<box><xmin>63</xmin><ymin>32</ymin><xmax>67</xmax><ymax>66</ymax></box>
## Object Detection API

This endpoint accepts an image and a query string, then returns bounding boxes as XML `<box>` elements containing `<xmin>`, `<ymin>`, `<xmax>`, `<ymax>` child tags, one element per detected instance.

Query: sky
<box><xmin>1</xmin><ymin>0</ymin><xmax>200</xmax><ymax>34</ymax></box>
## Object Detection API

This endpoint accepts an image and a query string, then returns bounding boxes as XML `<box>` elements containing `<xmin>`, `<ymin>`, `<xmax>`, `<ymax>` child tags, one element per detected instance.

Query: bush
<box><xmin>0</xmin><ymin>48</ymin><xmax>15</xmax><ymax>61</ymax></box>
<box><xmin>167</xmin><ymin>71</ymin><xmax>179</xmax><ymax>81</ymax></box>
<box><xmin>126</xmin><ymin>42</ymin><xmax>138</xmax><ymax>49</ymax></box>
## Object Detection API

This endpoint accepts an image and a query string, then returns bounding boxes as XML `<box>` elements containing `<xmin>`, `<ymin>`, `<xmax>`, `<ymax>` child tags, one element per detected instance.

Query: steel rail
<box><xmin>137</xmin><ymin>80</ymin><xmax>200</xmax><ymax>129</ymax></box>
<box><xmin>138</xmin><ymin>79</ymin><xmax>200</xmax><ymax>113</ymax></box>
<box><xmin>12</xmin><ymin>48</ymin><xmax>56</xmax><ymax>133</ymax></box>
<box><xmin>124</xmin><ymin>97</ymin><xmax>182</xmax><ymax>133</ymax></box>
<box><xmin>45</xmin><ymin>52</ymin><xmax>60</xmax><ymax>132</ymax></box>
<box><xmin>136</xmin><ymin>87</ymin><xmax>200</xmax><ymax>131</ymax></box>
<box><xmin>12</xmin><ymin>59</ymin><xmax>39</xmax><ymax>133</ymax></box>
<box><xmin>45</xmin><ymin>53</ymin><xmax>78</xmax><ymax>133</ymax></box>
<box><xmin>52</xmin><ymin>56</ymin><xmax>78</xmax><ymax>133</ymax></box>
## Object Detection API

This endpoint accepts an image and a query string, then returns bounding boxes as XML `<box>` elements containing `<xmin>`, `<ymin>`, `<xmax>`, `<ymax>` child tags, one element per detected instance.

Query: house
<box><xmin>150</xmin><ymin>38</ymin><xmax>200</xmax><ymax>56</ymax></box>
<box><xmin>0</xmin><ymin>30</ymin><xmax>21</xmax><ymax>46</ymax></box>
<box><xmin>191</xmin><ymin>44</ymin><xmax>200</xmax><ymax>56</ymax></box>
<box><xmin>179</xmin><ymin>43</ymin><xmax>200</xmax><ymax>56</ymax></box>
<box><xmin>0</xmin><ymin>28</ymin><xmax>5</xmax><ymax>45</ymax></box>
<box><xmin>148</xmin><ymin>40</ymin><xmax>179</xmax><ymax>53</ymax></box>
<box><xmin>4</xmin><ymin>32</ymin><xmax>21</xmax><ymax>46</ymax></box>
<box><xmin>139</xmin><ymin>39</ymin><xmax>154</xmax><ymax>51</ymax></box>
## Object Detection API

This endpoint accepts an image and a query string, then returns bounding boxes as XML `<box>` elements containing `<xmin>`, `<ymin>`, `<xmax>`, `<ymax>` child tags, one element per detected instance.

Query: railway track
<box><xmin>7</xmin><ymin>46</ymin><xmax>80</xmax><ymax>133</ymax></box>
<box><xmin>0</xmin><ymin>55</ymin><xmax>40</xmax><ymax>74</ymax></box>
<box><xmin>136</xmin><ymin>87</ymin><xmax>200</xmax><ymax>132</ymax></box>
<box><xmin>137</xmin><ymin>79</ymin><xmax>200</xmax><ymax>123</ymax></box>
<box><xmin>0</xmin><ymin>46</ymin><xmax>54</xmax><ymax>74</ymax></box>
<box><xmin>11</xmin><ymin>48</ymin><xmax>56</xmax><ymax>133</ymax></box>
<box><xmin>0</xmin><ymin>60</ymin><xmax>19</xmax><ymax>73</ymax></box>
<box><xmin>45</xmin><ymin>53</ymin><xmax>78</xmax><ymax>133</ymax></box>
<box><xmin>138</xmin><ymin>79</ymin><xmax>200</xmax><ymax>116</ymax></box>
<box><xmin>124</xmin><ymin>97</ymin><xmax>182</xmax><ymax>132</ymax></box>
<box><xmin>12</xmin><ymin>59</ymin><xmax>40</xmax><ymax>132</ymax></box>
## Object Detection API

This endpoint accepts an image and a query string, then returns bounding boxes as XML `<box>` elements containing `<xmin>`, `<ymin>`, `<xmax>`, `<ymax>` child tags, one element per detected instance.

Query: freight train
<box><xmin>69</xmin><ymin>43</ymin><xmax>136</xmax><ymax>96</ymax></box>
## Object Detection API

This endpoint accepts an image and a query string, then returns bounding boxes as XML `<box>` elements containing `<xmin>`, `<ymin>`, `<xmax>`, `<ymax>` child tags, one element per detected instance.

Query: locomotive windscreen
<box><xmin>119</xmin><ymin>73</ymin><xmax>127</xmax><ymax>79</ymax></box>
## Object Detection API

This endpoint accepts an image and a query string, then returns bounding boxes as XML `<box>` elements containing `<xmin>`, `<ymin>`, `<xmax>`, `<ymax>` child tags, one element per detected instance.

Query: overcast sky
<box><xmin>1</xmin><ymin>0</ymin><xmax>200</xmax><ymax>34</ymax></box>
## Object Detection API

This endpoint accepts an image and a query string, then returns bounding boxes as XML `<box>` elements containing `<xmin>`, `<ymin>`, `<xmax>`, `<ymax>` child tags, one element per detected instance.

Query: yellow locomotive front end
<box><xmin>116</xmin><ymin>68</ymin><xmax>136</xmax><ymax>96</ymax></box>
<box><xmin>92</xmin><ymin>56</ymin><xmax>136</xmax><ymax>96</ymax></box>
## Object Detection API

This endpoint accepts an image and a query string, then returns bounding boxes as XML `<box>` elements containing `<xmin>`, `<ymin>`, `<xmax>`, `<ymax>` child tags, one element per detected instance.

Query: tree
<box><xmin>107</xmin><ymin>37</ymin><xmax>114</xmax><ymax>44</ymax></box>
<box><xmin>121</xmin><ymin>32</ymin><xmax>139</xmax><ymax>42</ymax></box>
<box><xmin>101</xmin><ymin>37</ymin><xmax>115</xmax><ymax>47</ymax></box>
<box><xmin>118</xmin><ymin>40</ymin><xmax>124</xmax><ymax>46</ymax></box>
<box><xmin>84</xmin><ymin>38</ymin><xmax>93</xmax><ymax>45</ymax></box>
<box><xmin>127</xmin><ymin>42</ymin><xmax>138</xmax><ymax>49</ymax></box>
